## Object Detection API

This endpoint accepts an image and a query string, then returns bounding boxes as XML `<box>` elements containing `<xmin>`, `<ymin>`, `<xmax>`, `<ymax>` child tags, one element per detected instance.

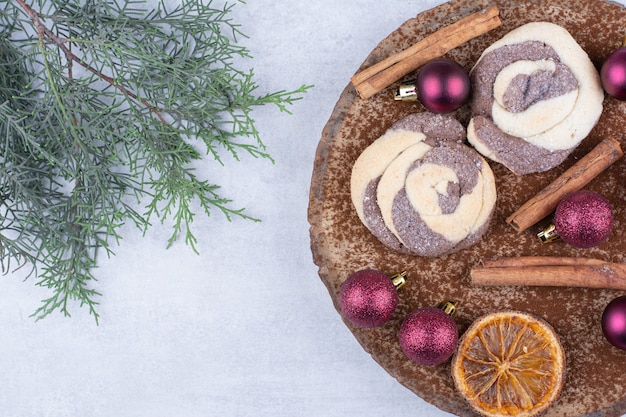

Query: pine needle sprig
<box><xmin>0</xmin><ymin>0</ymin><xmax>311</xmax><ymax>323</ymax></box>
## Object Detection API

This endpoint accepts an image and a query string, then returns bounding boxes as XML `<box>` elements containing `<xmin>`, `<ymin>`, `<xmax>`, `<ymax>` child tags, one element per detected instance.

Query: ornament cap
<box><xmin>394</xmin><ymin>83</ymin><xmax>418</xmax><ymax>101</ymax></box>
<box><xmin>391</xmin><ymin>271</ymin><xmax>408</xmax><ymax>290</ymax></box>
<box><xmin>437</xmin><ymin>300</ymin><xmax>459</xmax><ymax>317</ymax></box>
<box><xmin>538</xmin><ymin>223</ymin><xmax>560</xmax><ymax>244</ymax></box>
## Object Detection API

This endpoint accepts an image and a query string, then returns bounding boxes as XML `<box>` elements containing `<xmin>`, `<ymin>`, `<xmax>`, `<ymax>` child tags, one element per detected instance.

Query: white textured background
<box><xmin>1</xmin><ymin>1</ymin><xmax>625</xmax><ymax>416</ymax></box>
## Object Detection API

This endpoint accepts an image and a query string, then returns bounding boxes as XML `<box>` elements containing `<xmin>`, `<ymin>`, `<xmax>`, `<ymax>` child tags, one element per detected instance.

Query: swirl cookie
<box><xmin>350</xmin><ymin>113</ymin><xmax>496</xmax><ymax>257</ymax></box>
<box><xmin>467</xmin><ymin>22</ymin><xmax>604</xmax><ymax>175</ymax></box>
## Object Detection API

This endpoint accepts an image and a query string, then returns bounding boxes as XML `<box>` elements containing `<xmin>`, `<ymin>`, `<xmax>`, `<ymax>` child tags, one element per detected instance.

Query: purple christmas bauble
<box><xmin>602</xmin><ymin>296</ymin><xmax>626</xmax><ymax>350</ymax></box>
<box><xmin>416</xmin><ymin>59</ymin><xmax>470</xmax><ymax>113</ymax></box>
<box><xmin>601</xmin><ymin>47</ymin><xmax>626</xmax><ymax>100</ymax></box>
<box><xmin>339</xmin><ymin>269</ymin><xmax>398</xmax><ymax>328</ymax></box>
<box><xmin>399</xmin><ymin>307</ymin><xmax>458</xmax><ymax>366</ymax></box>
<box><xmin>554</xmin><ymin>190</ymin><xmax>613</xmax><ymax>248</ymax></box>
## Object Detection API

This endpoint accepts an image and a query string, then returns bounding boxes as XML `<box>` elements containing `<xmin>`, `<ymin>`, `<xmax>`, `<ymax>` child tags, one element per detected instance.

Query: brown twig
<box><xmin>14</xmin><ymin>0</ymin><xmax>168</xmax><ymax>123</ymax></box>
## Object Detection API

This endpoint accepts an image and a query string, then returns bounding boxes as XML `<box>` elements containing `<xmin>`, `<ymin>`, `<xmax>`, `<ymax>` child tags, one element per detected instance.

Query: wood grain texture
<box><xmin>308</xmin><ymin>0</ymin><xmax>626</xmax><ymax>415</ymax></box>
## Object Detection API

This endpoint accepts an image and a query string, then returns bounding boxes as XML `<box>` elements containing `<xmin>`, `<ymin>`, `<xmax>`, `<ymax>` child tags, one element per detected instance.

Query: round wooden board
<box><xmin>308</xmin><ymin>0</ymin><xmax>626</xmax><ymax>416</ymax></box>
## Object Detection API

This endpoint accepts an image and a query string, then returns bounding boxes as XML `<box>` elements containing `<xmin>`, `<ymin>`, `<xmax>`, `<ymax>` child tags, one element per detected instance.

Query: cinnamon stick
<box><xmin>471</xmin><ymin>257</ymin><xmax>626</xmax><ymax>290</ymax></box>
<box><xmin>506</xmin><ymin>137</ymin><xmax>623</xmax><ymax>233</ymax></box>
<box><xmin>480</xmin><ymin>256</ymin><xmax>608</xmax><ymax>268</ymax></box>
<box><xmin>350</xmin><ymin>6</ymin><xmax>501</xmax><ymax>100</ymax></box>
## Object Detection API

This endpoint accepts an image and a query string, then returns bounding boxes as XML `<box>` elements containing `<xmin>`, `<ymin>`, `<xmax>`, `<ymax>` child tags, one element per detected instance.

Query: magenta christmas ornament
<box><xmin>416</xmin><ymin>59</ymin><xmax>470</xmax><ymax>113</ymax></box>
<box><xmin>553</xmin><ymin>190</ymin><xmax>614</xmax><ymax>248</ymax></box>
<box><xmin>398</xmin><ymin>301</ymin><xmax>459</xmax><ymax>366</ymax></box>
<box><xmin>602</xmin><ymin>296</ymin><xmax>626</xmax><ymax>350</ymax></box>
<box><xmin>339</xmin><ymin>269</ymin><xmax>407</xmax><ymax>328</ymax></box>
<box><xmin>394</xmin><ymin>59</ymin><xmax>470</xmax><ymax>113</ymax></box>
<box><xmin>601</xmin><ymin>37</ymin><xmax>626</xmax><ymax>100</ymax></box>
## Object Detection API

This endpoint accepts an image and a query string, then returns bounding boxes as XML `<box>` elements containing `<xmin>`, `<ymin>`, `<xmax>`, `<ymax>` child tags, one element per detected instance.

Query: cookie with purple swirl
<box><xmin>351</xmin><ymin>112</ymin><xmax>496</xmax><ymax>257</ymax></box>
<box><xmin>467</xmin><ymin>22</ymin><xmax>604</xmax><ymax>175</ymax></box>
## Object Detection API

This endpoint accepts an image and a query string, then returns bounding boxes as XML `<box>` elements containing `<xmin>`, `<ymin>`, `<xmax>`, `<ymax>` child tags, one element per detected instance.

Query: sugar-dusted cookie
<box><xmin>350</xmin><ymin>112</ymin><xmax>465</xmax><ymax>254</ymax></box>
<box><xmin>350</xmin><ymin>112</ymin><xmax>496</xmax><ymax>257</ymax></box>
<box><xmin>467</xmin><ymin>22</ymin><xmax>604</xmax><ymax>175</ymax></box>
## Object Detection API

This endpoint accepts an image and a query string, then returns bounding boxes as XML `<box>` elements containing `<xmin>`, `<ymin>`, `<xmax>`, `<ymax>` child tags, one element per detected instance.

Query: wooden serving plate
<box><xmin>308</xmin><ymin>0</ymin><xmax>626</xmax><ymax>415</ymax></box>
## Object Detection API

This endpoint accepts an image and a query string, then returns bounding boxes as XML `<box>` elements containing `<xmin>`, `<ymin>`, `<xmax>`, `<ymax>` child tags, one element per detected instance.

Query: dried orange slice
<box><xmin>451</xmin><ymin>311</ymin><xmax>566</xmax><ymax>417</ymax></box>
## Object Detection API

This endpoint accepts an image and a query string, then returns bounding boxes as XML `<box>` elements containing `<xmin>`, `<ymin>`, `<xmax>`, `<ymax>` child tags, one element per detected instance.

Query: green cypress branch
<box><xmin>0</xmin><ymin>0</ymin><xmax>311</xmax><ymax>323</ymax></box>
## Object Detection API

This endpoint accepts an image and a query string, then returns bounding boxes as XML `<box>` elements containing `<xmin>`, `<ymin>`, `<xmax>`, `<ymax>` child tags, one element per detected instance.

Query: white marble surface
<box><xmin>2</xmin><ymin>1</ymin><xmax>626</xmax><ymax>416</ymax></box>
